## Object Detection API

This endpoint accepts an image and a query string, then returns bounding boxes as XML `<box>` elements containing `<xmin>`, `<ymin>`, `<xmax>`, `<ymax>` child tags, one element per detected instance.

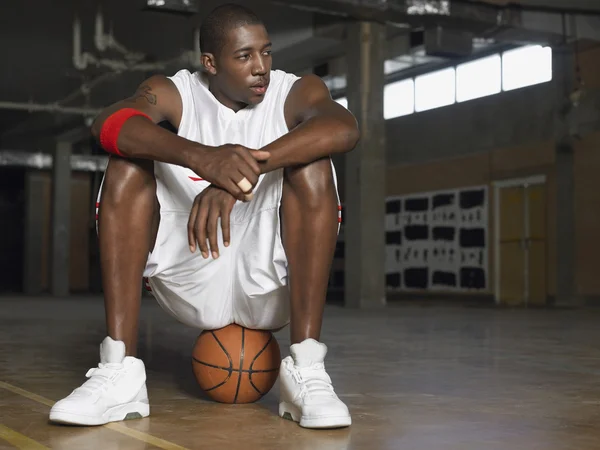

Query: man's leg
<box><xmin>280</xmin><ymin>157</ymin><xmax>338</xmax><ymax>344</ymax></box>
<box><xmin>99</xmin><ymin>156</ymin><xmax>159</xmax><ymax>356</ymax></box>
<box><xmin>49</xmin><ymin>156</ymin><xmax>156</xmax><ymax>426</ymax></box>
<box><xmin>278</xmin><ymin>157</ymin><xmax>351</xmax><ymax>429</ymax></box>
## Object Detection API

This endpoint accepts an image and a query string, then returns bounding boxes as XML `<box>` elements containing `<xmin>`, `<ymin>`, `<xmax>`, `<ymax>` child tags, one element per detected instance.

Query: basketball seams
<box><xmin>248</xmin><ymin>334</ymin><xmax>275</xmax><ymax>396</ymax></box>
<box><xmin>248</xmin><ymin>376</ymin><xmax>263</xmax><ymax>395</ymax></box>
<box><xmin>192</xmin><ymin>332</ymin><xmax>236</xmax><ymax>395</ymax></box>
<box><xmin>249</xmin><ymin>334</ymin><xmax>273</xmax><ymax>371</ymax></box>
<box><xmin>192</xmin><ymin>357</ymin><xmax>279</xmax><ymax>373</ymax></box>
<box><xmin>209</xmin><ymin>331</ymin><xmax>233</xmax><ymax>370</ymax></box>
<box><xmin>232</xmin><ymin>327</ymin><xmax>245</xmax><ymax>403</ymax></box>
<box><xmin>202</xmin><ymin>370</ymin><xmax>233</xmax><ymax>392</ymax></box>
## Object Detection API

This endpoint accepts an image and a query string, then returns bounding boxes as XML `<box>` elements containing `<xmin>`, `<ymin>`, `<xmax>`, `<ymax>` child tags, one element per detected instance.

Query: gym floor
<box><xmin>2</xmin><ymin>296</ymin><xmax>600</xmax><ymax>450</ymax></box>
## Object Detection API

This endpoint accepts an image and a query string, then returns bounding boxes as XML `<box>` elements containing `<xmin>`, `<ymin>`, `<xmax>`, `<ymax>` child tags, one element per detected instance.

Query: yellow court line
<box><xmin>0</xmin><ymin>381</ymin><xmax>54</xmax><ymax>407</ymax></box>
<box><xmin>0</xmin><ymin>381</ymin><xmax>189</xmax><ymax>450</ymax></box>
<box><xmin>0</xmin><ymin>424</ymin><xmax>49</xmax><ymax>450</ymax></box>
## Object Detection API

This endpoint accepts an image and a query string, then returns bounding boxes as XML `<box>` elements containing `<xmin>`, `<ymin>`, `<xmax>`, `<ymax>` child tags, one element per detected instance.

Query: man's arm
<box><xmin>91</xmin><ymin>75</ymin><xmax>196</xmax><ymax>168</ymax></box>
<box><xmin>91</xmin><ymin>75</ymin><xmax>269</xmax><ymax>200</ymax></box>
<box><xmin>258</xmin><ymin>74</ymin><xmax>360</xmax><ymax>173</ymax></box>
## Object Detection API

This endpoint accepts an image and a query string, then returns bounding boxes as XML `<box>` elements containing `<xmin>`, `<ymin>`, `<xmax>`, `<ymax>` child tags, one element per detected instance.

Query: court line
<box><xmin>0</xmin><ymin>381</ymin><xmax>189</xmax><ymax>450</ymax></box>
<box><xmin>0</xmin><ymin>424</ymin><xmax>49</xmax><ymax>449</ymax></box>
<box><xmin>0</xmin><ymin>381</ymin><xmax>54</xmax><ymax>407</ymax></box>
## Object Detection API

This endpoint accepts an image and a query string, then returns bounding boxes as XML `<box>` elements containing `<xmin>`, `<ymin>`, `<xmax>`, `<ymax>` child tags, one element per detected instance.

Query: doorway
<box><xmin>494</xmin><ymin>176</ymin><xmax>547</xmax><ymax>306</ymax></box>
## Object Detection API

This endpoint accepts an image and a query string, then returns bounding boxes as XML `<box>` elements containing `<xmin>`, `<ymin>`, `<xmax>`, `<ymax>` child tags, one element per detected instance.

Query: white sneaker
<box><xmin>49</xmin><ymin>337</ymin><xmax>150</xmax><ymax>426</ymax></box>
<box><xmin>279</xmin><ymin>339</ymin><xmax>351</xmax><ymax>429</ymax></box>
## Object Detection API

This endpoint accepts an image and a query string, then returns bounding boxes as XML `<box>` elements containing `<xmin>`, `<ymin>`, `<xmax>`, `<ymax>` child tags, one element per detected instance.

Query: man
<box><xmin>49</xmin><ymin>3</ymin><xmax>359</xmax><ymax>429</ymax></box>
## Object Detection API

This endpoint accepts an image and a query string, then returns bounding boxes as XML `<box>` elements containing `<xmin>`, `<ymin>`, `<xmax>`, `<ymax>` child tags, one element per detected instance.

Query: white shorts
<box><xmin>146</xmin><ymin>167</ymin><xmax>293</xmax><ymax>330</ymax></box>
<box><xmin>98</xmin><ymin>161</ymin><xmax>340</xmax><ymax>331</ymax></box>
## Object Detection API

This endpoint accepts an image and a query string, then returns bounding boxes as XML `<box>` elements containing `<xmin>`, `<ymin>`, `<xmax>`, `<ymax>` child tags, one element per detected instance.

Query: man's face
<box><xmin>209</xmin><ymin>24</ymin><xmax>273</xmax><ymax>107</ymax></box>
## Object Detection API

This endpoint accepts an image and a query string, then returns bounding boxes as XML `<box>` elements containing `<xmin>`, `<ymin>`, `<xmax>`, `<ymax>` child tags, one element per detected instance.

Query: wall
<box><xmin>574</xmin><ymin>131</ymin><xmax>600</xmax><ymax>296</ymax></box>
<box><xmin>572</xmin><ymin>44</ymin><xmax>600</xmax><ymax>297</ymax></box>
<box><xmin>376</xmin><ymin>42</ymin><xmax>600</xmax><ymax>300</ymax></box>
<box><xmin>25</xmin><ymin>170</ymin><xmax>92</xmax><ymax>293</ymax></box>
<box><xmin>386</xmin><ymin>140</ymin><xmax>556</xmax><ymax>296</ymax></box>
<box><xmin>376</xmin><ymin>47</ymin><xmax>566</xmax><ymax>299</ymax></box>
<box><xmin>385</xmin><ymin>77</ymin><xmax>558</xmax><ymax>166</ymax></box>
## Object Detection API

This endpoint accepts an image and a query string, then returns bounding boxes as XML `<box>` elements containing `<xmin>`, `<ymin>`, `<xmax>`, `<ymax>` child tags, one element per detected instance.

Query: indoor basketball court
<box><xmin>3</xmin><ymin>0</ymin><xmax>600</xmax><ymax>449</ymax></box>
<box><xmin>4</xmin><ymin>297</ymin><xmax>600</xmax><ymax>449</ymax></box>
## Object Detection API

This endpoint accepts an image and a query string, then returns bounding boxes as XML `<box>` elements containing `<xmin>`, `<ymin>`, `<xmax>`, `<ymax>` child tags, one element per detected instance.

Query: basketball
<box><xmin>192</xmin><ymin>324</ymin><xmax>281</xmax><ymax>404</ymax></box>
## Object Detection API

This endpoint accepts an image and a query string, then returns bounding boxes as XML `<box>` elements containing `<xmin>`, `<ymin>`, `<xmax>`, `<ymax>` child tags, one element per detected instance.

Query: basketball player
<box><xmin>49</xmin><ymin>3</ymin><xmax>359</xmax><ymax>429</ymax></box>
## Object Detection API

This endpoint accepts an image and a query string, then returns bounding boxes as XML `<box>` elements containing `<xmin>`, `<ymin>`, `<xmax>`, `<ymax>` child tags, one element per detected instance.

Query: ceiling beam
<box><xmin>273</xmin><ymin>0</ymin><xmax>600</xmax><ymax>45</ymax></box>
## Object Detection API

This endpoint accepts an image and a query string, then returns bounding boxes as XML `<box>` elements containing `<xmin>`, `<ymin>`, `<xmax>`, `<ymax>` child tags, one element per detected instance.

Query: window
<box><xmin>456</xmin><ymin>54</ymin><xmax>501</xmax><ymax>102</ymax></box>
<box><xmin>330</xmin><ymin>44</ymin><xmax>552</xmax><ymax>119</ymax></box>
<box><xmin>502</xmin><ymin>45</ymin><xmax>552</xmax><ymax>91</ymax></box>
<box><xmin>384</xmin><ymin>79</ymin><xmax>415</xmax><ymax>119</ymax></box>
<box><xmin>415</xmin><ymin>67</ymin><xmax>456</xmax><ymax>112</ymax></box>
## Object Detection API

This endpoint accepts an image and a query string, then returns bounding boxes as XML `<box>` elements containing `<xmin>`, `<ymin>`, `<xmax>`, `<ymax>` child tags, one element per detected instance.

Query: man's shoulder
<box><xmin>270</xmin><ymin>69</ymin><xmax>301</xmax><ymax>83</ymax></box>
<box><xmin>167</xmin><ymin>69</ymin><xmax>209</xmax><ymax>99</ymax></box>
<box><xmin>169</xmin><ymin>68</ymin><xmax>199</xmax><ymax>83</ymax></box>
<box><xmin>268</xmin><ymin>70</ymin><xmax>303</xmax><ymax>103</ymax></box>
<box><xmin>273</xmin><ymin>71</ymin><xmax>329</xmax><ymax>90</ymax></box>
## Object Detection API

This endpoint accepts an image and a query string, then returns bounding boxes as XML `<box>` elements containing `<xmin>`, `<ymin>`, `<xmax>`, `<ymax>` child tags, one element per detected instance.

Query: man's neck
<box><xmin>208</xmin><ymin>83</ymin><xmax>247</xmax><ymax>113</ymax></box>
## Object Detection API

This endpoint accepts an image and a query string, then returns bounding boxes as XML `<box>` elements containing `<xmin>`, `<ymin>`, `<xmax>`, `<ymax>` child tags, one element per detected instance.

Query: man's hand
<box><xmin>188</xmin><ymin>144</ymin><xmax>270</xmax><ymax>202</ymax></box>
<box><xmin>187</xmin><ymin>185</ymin><xmax>237</xmax><ymax>259</ymax></box>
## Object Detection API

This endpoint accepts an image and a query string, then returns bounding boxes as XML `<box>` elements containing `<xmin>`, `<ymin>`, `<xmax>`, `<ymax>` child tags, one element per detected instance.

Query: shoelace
<box><xmin>78</xmin><ymin>363</ymin><xmax>124</xmax><ymax>395</ymax></box>
<box><xmin>291</xmin><ymin>363</ymin><xmax>335</xmax><ymax>398</ymax></box>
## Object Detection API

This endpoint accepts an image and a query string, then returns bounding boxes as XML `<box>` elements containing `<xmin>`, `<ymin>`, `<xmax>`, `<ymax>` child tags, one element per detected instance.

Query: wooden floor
<box><xmin>2</xmin><ymin>296</ymin><xmax>600</xmax><ymax>449</ymax></box>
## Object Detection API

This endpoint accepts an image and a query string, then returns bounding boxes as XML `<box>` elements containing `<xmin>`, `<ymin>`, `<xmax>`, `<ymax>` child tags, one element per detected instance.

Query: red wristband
<box><xmin>99</xmin><ymin>108</ymin><xmax>152</xmax><ymax>156</ymax></box>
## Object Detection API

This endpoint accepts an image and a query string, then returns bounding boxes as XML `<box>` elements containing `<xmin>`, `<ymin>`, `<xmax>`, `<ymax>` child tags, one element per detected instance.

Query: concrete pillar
<box><xmin>553</xmin><ymin>46</ymin><xmax>578</xmax><ymax>306</ymax></box>
<box><xmin>344</xmin><ymin>21</ymin><xmax>387</xmax><ymax>308</ymax></box>
<box><xmin>555</xmin><ymin>149</ymin><xmax>576</xmax><ymax>306</ymax></box>
<box><xmin>51</xmin><ymin>141</ymin><xmax>72</xmax><ymax>296</ymax></box>
<box><xmin>23</xmin><ymin>171</ymin><xmax>47</xmax><ymax>294</ymax></box>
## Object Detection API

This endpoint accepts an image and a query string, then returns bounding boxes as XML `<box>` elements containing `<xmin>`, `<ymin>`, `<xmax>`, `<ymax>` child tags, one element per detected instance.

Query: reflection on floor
<box><xmin>2</xmin><ymin>296</ymin><xmax>600</xmax><ymax>449</ymax></box>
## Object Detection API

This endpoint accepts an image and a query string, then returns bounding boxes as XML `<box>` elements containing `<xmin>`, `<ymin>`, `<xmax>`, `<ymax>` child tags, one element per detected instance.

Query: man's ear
<box><xmin>201</xmin><ymin>52</ymin><xmax>217</xmax><ymax>75</ymax></box>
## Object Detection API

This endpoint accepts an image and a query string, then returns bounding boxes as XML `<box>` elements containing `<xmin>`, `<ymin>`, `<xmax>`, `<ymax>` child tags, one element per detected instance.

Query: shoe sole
<box><xmin>278</xmin><ymin>401</ymin><xmax>351</xmax><ymax>429</ymax></box>
<box><xmin>49</xmin><ymin>401</ymin><xmax>150</xmax><ymax>426</ymax></box>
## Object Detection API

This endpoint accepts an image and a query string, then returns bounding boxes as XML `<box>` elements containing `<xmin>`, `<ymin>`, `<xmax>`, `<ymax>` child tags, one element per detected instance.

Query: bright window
<box><xmin>502</xmin><ymin>45</ymin><xmax>552</xmax><ymax>91</ymax></box>
<box><xmin>384</xmin><ymin>79</ymin><xmax>415</xmax><ymax>119</ymax></box>
<box><xmin>331</xmin><ymin>45</ymin><xmax>552</xmax><ymax>119</ymax></box>
<box><xmin>456</xmin><ymin>54</ymin><xmax>502</xmax><ymax>102</ymax></box>
<box><xmin>415</xmin><ymin>67</ymin><xmax>456</xmax><ymax>112</ymax></box>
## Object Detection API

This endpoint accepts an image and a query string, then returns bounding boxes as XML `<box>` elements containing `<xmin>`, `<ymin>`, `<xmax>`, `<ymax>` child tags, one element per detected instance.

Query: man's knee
<box><xmin>283</xmin><ymin>157</ymin><xmax>336</xmax><ymax>209</ymax></box>
<box><xmin>99</xmin><ymin>156</ymin><xmax>159</xmax><ymax>248</ymax></box>
<box><xmin>102</xmin><ymin>156</ymin><xmax>156</xmax><ymax>205</ymax></box>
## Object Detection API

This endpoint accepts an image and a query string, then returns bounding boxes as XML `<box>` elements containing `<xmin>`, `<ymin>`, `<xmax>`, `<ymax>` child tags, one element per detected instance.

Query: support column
<box><xmin>23</xmin><ymin>171</ymin><xmax>47</xmax><ymax>294</ymax></box>
<box><xmin>554</xmin><ymin>45</ymin><xmax>578</xmax><ymax>306</ymax></box>
<box><xmin>555</xmin><ymin>148</ymin><xmax>576</xmax><ymax>306</ymax></box>
<box><xmin>344</xmin><ymin>21</ymin><xmax>386</xmax><ymax>308</ymax></box>
<box><xmin>51</xmin><ymin>141</ymin><xmax>72</xmax><ymax>296</ymax></box>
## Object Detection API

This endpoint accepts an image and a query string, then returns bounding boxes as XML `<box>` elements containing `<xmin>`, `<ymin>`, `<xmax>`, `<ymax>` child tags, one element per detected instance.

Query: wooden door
<box><xmin>499</xmin><ymin>186</ymin><xmax>526</xmax><ymax>305</ymax></box>
<box><xmin>498</xmin><ymin>182</ymin><xmax>547</xmax><ymax>306</ymax></box>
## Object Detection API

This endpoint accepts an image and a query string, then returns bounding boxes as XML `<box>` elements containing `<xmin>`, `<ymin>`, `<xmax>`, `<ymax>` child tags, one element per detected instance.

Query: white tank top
<box><xmin>155</xmin><ymin>68</ymin><xmax>300</xmax><ymax>213</ymax></box>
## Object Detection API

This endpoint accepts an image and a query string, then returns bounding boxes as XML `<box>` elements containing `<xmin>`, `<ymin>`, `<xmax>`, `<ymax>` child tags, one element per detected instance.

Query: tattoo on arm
<box><xmin>125</xmin><ymin>85</ymin><xmax>157</xmax><ymax>105</ymax></box>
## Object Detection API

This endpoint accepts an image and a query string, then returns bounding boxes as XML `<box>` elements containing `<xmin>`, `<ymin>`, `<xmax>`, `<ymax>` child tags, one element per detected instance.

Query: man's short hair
<box><xmin>199</xmin><ymin>3</ymin><xmax>264</xmax><ymax>55</ymax></box>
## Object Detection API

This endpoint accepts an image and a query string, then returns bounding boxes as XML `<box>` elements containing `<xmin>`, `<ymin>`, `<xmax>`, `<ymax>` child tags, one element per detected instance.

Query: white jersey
<box><xmin>154</xmin><ymin>69</ymin><xmax>300</xmax><ymax>214</ymax></box>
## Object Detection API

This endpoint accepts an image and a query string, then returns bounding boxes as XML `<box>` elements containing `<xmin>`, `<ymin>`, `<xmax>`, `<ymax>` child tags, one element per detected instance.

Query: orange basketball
<box><xmin>192</xmin><ymin>324</ymin><xmax>281</xmax><ymax>404</ymax></box>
